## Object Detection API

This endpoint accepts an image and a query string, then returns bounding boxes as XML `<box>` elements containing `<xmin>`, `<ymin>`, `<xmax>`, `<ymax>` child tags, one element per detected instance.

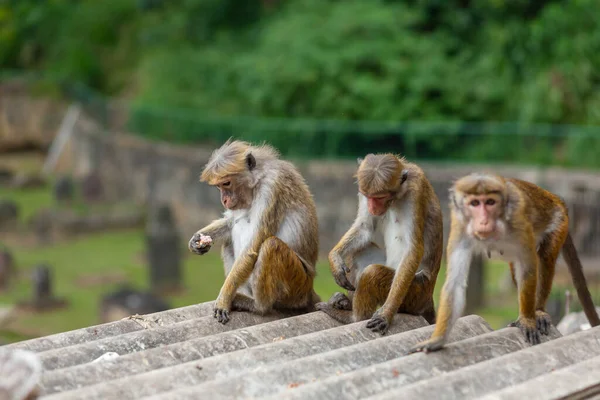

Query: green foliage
<box><xmin>2</xmin><ymin>0</ymin><xmax>600</xmax><ymax>165</ymax></box>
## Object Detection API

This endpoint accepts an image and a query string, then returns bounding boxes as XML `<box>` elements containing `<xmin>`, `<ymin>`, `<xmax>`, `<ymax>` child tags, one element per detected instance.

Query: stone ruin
<box><xmin>145</xmin><ymin>204</ymin><xmax>182</xmax><ymax>294</ymax></box>
<box><xmin>53</xmin><ymin>175</ymin><xmax>75</xmax><ymax>205</ymax></box>
<box><xmin>80</xmin><ymin>172</ymin><xmax>104</xmax><ymax>204</ymax></box>
<box><xmin>99</xmin><ymin>286</ymin><xmax>170</xmax><ymax>324</ymax></box>
<box><xmin>0</xmin><ymin>248</ymin><xmax>15</xmax><ymax>291</ymax></box>
<box><xmin>17</xmin><ymin>264</ymin><xmax>68</xmax><ymax>312</ymax></box>
<box><xmin>0</xmin><ymin>199</ymin><xmax>19</xmax><ymax>232</ymax></box>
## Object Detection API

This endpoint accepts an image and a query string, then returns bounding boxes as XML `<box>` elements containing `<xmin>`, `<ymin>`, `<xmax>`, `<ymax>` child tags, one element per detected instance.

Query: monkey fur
<box><xmin>409</xmin><ymin>173</ymin><xmax>600</xmax><ymax>353</ymax></box>
<box><xmin>188</xmin><ymin>140</ymin><xmax>321</xmax><ymax>324</ymax></box>
<box><xmin>317</xmin><ymin>153</ymin><xmax>443</xmax><ymax>334</ymax></box>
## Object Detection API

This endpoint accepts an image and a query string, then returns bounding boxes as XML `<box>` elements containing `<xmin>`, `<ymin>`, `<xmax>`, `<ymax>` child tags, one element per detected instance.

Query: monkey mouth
<box><xmin>474</xmin><ymin>231</ymin><xmax>495</xmax><ymax>241</ymax></box>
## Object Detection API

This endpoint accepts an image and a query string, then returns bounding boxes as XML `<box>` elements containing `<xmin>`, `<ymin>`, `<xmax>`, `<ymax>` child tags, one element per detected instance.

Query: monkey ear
<box><xmin>246</xmin><ymin>153</ymin><xmax>256</xmax><ymax>171</ymax></box>
<box><xmin>356</xmin><ymin>157</ymin><xmax>363</xmax><ymax>166</ymax></box>
<box><xmin>400</xmin><ymin>169</ymin><xmax>409</xmax><ymax>185</ymax></box>
<box><xmin>449</xmin><ymin>187</ymin><xmax>460</xmax><ymax>210</ymax></box>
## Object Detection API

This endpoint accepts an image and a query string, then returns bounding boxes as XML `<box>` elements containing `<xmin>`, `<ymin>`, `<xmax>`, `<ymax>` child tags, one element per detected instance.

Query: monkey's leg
<box><xmin>318</xmin><ymin>264</ymin><xmax>393</xmax><ymax>324</ymax></box>
<box><xmin>251</xmin><ymin>236</ymin><xmax>313</xmax><ymax>315</ymax></box>
<box><xmin>353</xmin><ymin>264</ymin><xmax>395</xmax><ymax>321</ymax></box>
<box><xmin>508</xmin><ymin>262</ymin><xmax>518</xmax><ymax>287</ymax></box>
<box><xmin>509</xmin><ymin>253</ymin><xmax>541</xmax><ymax>345</ymax></box>
<box><xmin>535</xmin><ymin>230</ymin><xmax>566</xmax><ymax>334</ymax></box>
<box><xmin>398</xmin><ymin>271</ymin><xmax>436</xmax><ymax>324</ymax></box>
<box><xmin>231</xmin><ymin>293</ymin><xmax>256</xmax><ymax>312</ymax></box>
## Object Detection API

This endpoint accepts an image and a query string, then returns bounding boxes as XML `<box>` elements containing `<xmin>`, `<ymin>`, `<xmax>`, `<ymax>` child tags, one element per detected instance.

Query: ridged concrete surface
<box><xmin>4</xmin><ymin>300</ymin><xmax>597</xmax><ymax>400</ymax></box>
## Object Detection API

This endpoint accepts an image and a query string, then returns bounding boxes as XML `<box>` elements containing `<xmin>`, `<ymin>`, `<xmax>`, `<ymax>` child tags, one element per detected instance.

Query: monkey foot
<box><xmin>406</xmin><ymin>337</ymin><xmax>445</xmax><ymax>355</ymax></box>
<box><xmin>213</xmin><ymin>308</ymin><xmax>230</xmax><ymax>324</ymax></box>
<box><xmin>508</xmin><ymin>317</ymin><xmax>541</xmax><ymax>345</ymax></box>
<box><xmin>315</xmin><ymin>302</ymin><xmax>334</xmax><ymax>314</ymax></box>
<box><xmin>366</xmin><ymin>313</ymin><xmax>391</xmax><ymax>335</ymax></box>
<box><xmin>329</xmin><ymin>292</ymin><xmax>352</xmax><ymax>310</ymax></box>
<box><xmin>535</xmin><ymin>310</ymin><xmax>553</xmax><ymax>335</ymax></box>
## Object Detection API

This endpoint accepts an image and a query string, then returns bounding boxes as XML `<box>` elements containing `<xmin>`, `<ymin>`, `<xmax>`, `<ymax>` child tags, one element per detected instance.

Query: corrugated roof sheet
<box><xmin>3</xmin><ymin>301</ymin><xmax>600</xmax><ymax>400</ymax></box>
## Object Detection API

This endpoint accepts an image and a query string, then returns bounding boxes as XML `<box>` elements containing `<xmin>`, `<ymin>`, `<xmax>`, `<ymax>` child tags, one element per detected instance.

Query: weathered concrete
<box><xmin>479</xmin><ymin>355</ymin><xmax>600</xmax><ymax>400</ymax></box>
<box><xmin>41</xmin><ymin>313</ymin><xmax>426</xmax><ymax>399</ymax></box>
<box><xmin>39</xmin><ymin>311</ymin><xmax>285</xmax><ymax>370</ymax></box>
<box><xmin>268</xmin><ymin>326</ymin><xmax>562</xmax><ymax>400</ymax></box>
<box><xmin>5</xmin><ymin>301</ymin><xmax>216</xmax><ymax>353</ymax></box>
<box><xmin>367</xmin><ymin>326</ymin><xmax>600</xmax><ymax>400</ymax></box>
<box><xmin>142</xmin><ymin>315</ymin><xmax>492</xmax><ymax>400</ymax></box>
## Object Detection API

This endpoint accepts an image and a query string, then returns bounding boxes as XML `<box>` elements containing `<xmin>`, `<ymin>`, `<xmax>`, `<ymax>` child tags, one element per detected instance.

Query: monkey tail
<box><xmin>561</xmin><ymin>233</ymin><xmax>600</xmax><ymax>327</ymax></box>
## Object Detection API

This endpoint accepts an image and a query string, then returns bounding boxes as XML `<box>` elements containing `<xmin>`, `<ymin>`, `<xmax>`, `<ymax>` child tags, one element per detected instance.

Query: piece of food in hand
<box><xmin>195</xmin><ymin>234</ymin><xmax>213</xmax><ymax>247</ymax></box>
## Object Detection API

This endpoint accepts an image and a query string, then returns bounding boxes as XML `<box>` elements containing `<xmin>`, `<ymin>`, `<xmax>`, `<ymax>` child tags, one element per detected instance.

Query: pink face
<box><xmin>465</xmin><ymin>194</ymin><xmax>502</xmax><ymax>240</ymax></box>
<box><xmin>365</xmin><ymin>193</ymin><xmax>394</xmax><ymax>216</ymax></box>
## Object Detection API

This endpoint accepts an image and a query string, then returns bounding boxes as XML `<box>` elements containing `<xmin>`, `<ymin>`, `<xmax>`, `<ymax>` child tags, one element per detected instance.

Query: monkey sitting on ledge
<box><xmin>409</xmin><ymin>173</ymin><xmax>600</xmax><ymax>354</ymax></box>
<box><xmin>188</xmin><ymin>140</ymin><xmax>320</xmax><ymax>324</ymax></box>
<box><xmin>317</xmin><ymin>153</ymin><xmax>443</xmax><ymax>334</ymax></box>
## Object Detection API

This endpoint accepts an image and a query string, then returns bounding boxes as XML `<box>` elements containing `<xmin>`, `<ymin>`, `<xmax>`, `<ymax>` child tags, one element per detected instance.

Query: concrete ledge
<box><xmin>141</xmin><ymin>315</ymin><xmax>491</xmax><ymax>400</ymax></box>
<box><xmin>367</xmin><ymin>326</ymin><xmax>600</xmax><ymax>400</ymax></box>
<box><xmin>269</xmin><ymin>325</ymin><xmax>562</xmax><ymax>400</ymax></box>
<box><xmin>5</xmin><ymin>301</ymin><xmax>216</xmax><ymax>353</ymax></box>
<box><xmin>479</xmin><ymin>354</ymin><xmax>600</xmax><ymax>400</ymax></box>
<box><xmin>41</xmin><ymin>313</ymin><xmax>426</xmax><ymax>398</ymax></box>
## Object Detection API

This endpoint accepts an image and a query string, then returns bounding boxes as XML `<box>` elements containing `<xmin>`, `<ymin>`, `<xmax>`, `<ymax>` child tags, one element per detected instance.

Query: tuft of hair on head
<box><xmin>355</xmin><ymin>153</ymin><xmax>404</xmax><ymax>195</ymax></box>
<box><xmin>199</xmin><ymin>139</ymin><xmax>280</xmax><ymax>185</ymax></box>
<box><xmin>452</xmin><ymin>173</ymin><xmax>506</xmax><ymax>196</ymax></box>
<box><xmin>0</xmin><ymin>348</ymin><xmax>42</xmax><ymax>400</ymax></box>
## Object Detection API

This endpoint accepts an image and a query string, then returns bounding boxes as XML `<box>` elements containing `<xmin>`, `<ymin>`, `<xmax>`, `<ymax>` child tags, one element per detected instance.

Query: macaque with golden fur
<box><xmin>409</xmin><ymin>173</ymin><xmax>600</xmax><ymax>353</ymax></box>
<box><xmin>188</xmin><ymin>140</ymin><xmax>320</xmax><ymax>324</ymax></box>
<box><xmin>317</xmin><ymin>153</ymin><xmax>443</xmax><ymax>334</ymax></box>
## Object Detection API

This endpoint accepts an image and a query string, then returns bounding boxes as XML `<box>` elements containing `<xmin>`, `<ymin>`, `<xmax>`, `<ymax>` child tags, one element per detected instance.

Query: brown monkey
<box><xmin>409</xmin><ymin>173</ymin><xmax>600</xmax><ymax>353</ymax></box>
<box><xmin>316</xmin><ymin>153</ymin><xmax>443</xmax><ymax>334</ymax></box>
<box><xmin>188</xmin><ymin>140</ymin><xmax>320</xmax><ymax>324</ymax></box>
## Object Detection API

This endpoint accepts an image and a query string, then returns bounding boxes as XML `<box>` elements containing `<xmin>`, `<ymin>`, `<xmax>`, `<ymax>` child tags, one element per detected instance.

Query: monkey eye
<box><xmin>222</xmin><ymin>181</ymin><xmax>231</xmax><ymax>188</ymax></box>
<box><xmin>485</xmin><ymin>198</ymin><xmax>496</xmax><ymax>206</ymax></box>
<box><xmin>469</xmin><ymin>199</ymin><xmax>480</xmax><ymax>207</ymax></box>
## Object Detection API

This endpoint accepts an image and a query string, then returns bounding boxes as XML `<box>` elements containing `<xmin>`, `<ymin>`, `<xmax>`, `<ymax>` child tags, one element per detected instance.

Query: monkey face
<box><xmin>363</xmin><ymin>192</ymin><xmax>394</xmax><ymax>216</ymax></box>
<box><xmin>464</xmin><ymin>194</ymin><xmax>503</xmax><ymax>240</ymax></box>
<box><xmin>215</xmin><ymin>177</ymin><xmax>252</xmax><ymax>210</ymax></box>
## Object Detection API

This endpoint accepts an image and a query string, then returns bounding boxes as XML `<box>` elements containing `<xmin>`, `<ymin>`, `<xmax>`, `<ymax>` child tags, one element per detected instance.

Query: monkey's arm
<box><xmin>328</xmin><ymin>198</ymin><xmax>374</xmax><ymax>291</ymax></box>
<box><xmin>214</xmin><ymin>197</ymin><xmax>284</xmax><ymax>323</ymax></box>
<box><xmin>366</xmin><ymin>196</ymin><xmax>427</xmax><ymax>334</ymax></box>
<box><xmin>188</xmin><ymin>217</ymin><xmax>231</xmax><ymax>255</ymax></box>
<box><xmin>408</xmin><ymin>233</ymin><xmax>473</xmax><ymax>353</ymax></box>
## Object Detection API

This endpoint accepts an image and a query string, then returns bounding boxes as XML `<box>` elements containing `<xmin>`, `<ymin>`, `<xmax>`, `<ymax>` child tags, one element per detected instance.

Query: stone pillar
<box><xmin>0</xmin><ymin>199</ymin><xmax>19</xmax><ymax>232</ymax></box>
<box><xmin>0</xmin><ymin>248</ymin><xmax>14</xmax><ymax>290</ymax></box>
<box><xmin>145</xmin><ymin>204</ymin><xmax>182</xmax><ymax>294</ymax></box>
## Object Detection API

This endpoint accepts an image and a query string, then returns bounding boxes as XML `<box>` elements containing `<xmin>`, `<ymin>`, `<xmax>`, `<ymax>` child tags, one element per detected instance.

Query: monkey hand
<box><xmin>332</xmin><ymin>263</ymin><xmax>355</xmax><ymax>291</ymax></box>
<box><xmin>406</xmin><ymin>337</ymin><xmax>446</xmax><ymax>354</ymax></box>
<box><xmin>189</xmin><ymin>233</ymin><xmax>213</xmax><ymax>255</ymax></box>
<box><xmin>366</xmin><ymin>308</ymin><xmax>392</xmax><ymax>335</ymax></box>
<box><xmin>508</xmin><ymin>316</ymin><xmax>541</xmax><ymax>345</ymax></box>
<box><xmin>213</xmin><ymin>295</ymin><xmax>231</xmax><ymax>324</ymax></box>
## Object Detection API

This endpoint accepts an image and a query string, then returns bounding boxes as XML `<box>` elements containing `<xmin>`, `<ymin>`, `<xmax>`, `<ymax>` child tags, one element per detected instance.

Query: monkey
<box><xmin>188</xmin><ymin>139</ymin><xmax>321</xmax><ymax>324</ymax></box>
<box><xmin>316</xmin><ymin>153</ymin><xmax>443</xmax><ymax>334</ymax></box>
<box><xmin>0</xmin><ymin>348</ymin><xmax>42</xmax><ymax>400</ymax></box>
<box><xmin>408</xmin><ymin>173</ymin><xmax>600</xmax><ymax>354</ymax></box>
